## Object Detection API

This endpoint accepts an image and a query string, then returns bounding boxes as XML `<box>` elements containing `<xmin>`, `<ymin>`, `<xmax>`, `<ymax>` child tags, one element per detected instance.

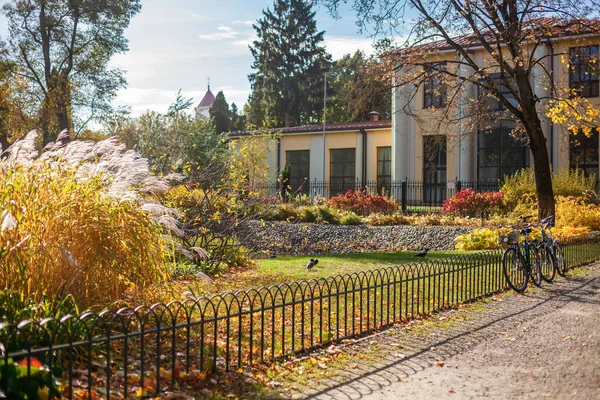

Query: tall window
<box><xmin>423</xmin><ymin>62</ymin><xmax>447</xmax><ymax>108</ymax></box>
<box><xmin>570</xmin><ymin>130</ymin><xmax>599</xmax><ymax>178</ymax></box>
<box><xmin>570</xmin><ymin>46</ymin><xmax>599</xmax><ymax>98</ymax></box>
<box><xmin>330</xmin><ymin>148</ymin><xmax>355</xmax><ymax>196</ymax></box>
<box><xmin>377</xmin><ymin>146</ymin><xmax>392</xmax><ymax>194</ymax></box>
<box><xmin>423</xmin><ymin>136</ymin><xmax>447</xmax><ymax>203</ymax></box>
<box><xmin>480</xmin><ymin>73</ymin><xmax>518</xmax><ymax>111</ymax></box>
<box><xmin>478</xmin><ymin>120</ymin><xmax>527</xmax><ymax>181</ymax></box>
<box><xmin>286</xmin><ymin>150</ymin><xmax>310</xmax><ymax>194</ymax></box>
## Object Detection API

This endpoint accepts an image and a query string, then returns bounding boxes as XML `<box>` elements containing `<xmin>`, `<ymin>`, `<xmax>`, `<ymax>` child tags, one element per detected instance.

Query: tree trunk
<box><xmin>39</xmin><ymin>70</ymin><xmax>72</xmax><ymax>143</ymax></box>
<box><xmin>515</xmin><ymin>73</ymin><xmax>555</xmax><ymax>220</ymax></box>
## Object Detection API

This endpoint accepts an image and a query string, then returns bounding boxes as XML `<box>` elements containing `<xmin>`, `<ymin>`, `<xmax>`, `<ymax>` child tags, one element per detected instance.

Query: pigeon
<box><xmin>306</xmin><ymin>258</ymin><xmax>319</xmax><ymax>270</ymax></box>
<box><xmin>415</xmin><ymin>249</ymin><xmax>429</xmax><ymax>257</ymax></box>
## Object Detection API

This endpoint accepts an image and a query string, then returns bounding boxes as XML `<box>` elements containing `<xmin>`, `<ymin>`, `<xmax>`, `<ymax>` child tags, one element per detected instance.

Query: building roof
<box><xmin>395</xmin><ymin>18</ymin><xmax>600</xmax><ymax>55</ymax></box>
<box><xmin>229</xmin><ymin>119</ymin><xmax>391</xmax><ymax>138</ymax></box>
<box><xmin>197</xmin><ymin>88</ymin><xmax>215</xmax><ymax>108</ymax></box>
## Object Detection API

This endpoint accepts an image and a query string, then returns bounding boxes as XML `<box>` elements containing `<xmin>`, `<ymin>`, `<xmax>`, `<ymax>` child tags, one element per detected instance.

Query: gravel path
<box><xmin>298</xmin><ymin>262</ymin><xmax>600</xmax><ymax>400</ymax></box>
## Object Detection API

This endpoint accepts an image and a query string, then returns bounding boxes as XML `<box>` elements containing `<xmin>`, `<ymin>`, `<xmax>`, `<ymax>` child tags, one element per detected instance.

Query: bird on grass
<box><xmin>306</xmin><ymin>258</ymin><xmax>319</xmax><ymax>270</ymax></box>
<box><xmin>415</xmin><ymin>249</ymin><xmax>429</xmax><ymax>258</ymax></box>
<box><xmin>270</xmin><ymin>251</ymin><xmax>277</xmax><ymax>259</ymax></box>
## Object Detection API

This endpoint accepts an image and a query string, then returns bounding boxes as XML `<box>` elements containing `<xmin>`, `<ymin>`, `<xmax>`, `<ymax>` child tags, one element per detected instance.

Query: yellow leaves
<box><xmin>546</xmin><ymin>92</ymin><xmax>600</xmax><ymax>135</ymax></box>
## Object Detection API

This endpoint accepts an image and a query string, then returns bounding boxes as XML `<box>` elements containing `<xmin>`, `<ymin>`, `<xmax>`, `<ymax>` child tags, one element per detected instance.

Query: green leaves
<box><xmin>0</xmin><ymin>357</ymin><xmax>60</xmax><ymax>400</ymax></box>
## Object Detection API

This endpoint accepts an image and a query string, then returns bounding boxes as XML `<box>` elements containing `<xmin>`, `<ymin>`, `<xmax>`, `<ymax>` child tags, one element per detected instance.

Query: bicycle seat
<box><xmin>520</xmin><ymin>228</ymin><xmax>532</xmax><ymax>234</ymax></box>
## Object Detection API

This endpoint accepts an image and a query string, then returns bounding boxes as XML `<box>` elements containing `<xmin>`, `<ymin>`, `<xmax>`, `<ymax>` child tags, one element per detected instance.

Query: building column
<box><xmin>391</xmin><ymin>67</ymin><xmax>414</xmax><ymax>184</ymax></box>
<box><xmin>456</xmin><ymin>53</ymin><xmax>480</xmax><ymax>181</ymax></box>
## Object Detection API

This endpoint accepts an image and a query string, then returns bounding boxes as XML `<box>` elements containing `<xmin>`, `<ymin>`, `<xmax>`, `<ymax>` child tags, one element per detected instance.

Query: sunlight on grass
<box><xmin>140</xmin><ymin>251</ymin><xmax>460</xmax><ymax>303</ymax></box>
<box><xmin>210</xmin><ymin>251</ymin><xmax>458</xmax><ymax>293</ymax></box>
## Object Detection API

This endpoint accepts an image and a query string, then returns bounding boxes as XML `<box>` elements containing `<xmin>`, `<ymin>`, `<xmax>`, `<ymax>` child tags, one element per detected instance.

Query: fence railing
<box><xmin>2</xmin><ymin>238</ymin><xmax>600</xmax><ymax>398</ymax></box>
<box><xmin>257</xmin><ymin>179</ymin><xmax>501</xmax><ymax>214</ymax></box>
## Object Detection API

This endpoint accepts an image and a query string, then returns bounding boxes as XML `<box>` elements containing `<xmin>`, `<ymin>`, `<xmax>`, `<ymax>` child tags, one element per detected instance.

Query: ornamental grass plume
<box><xmin>0</xmin><ymin>130</ymin><xmax>178</xmax><ymax>309</ymax></box>
<box><xmin>0</xmin><ymin>162</ymin><xmax>168</xmax><ymax>309</ymax></box>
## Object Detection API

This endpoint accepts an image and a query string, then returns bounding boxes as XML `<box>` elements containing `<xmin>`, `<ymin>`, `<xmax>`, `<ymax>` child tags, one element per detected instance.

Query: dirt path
<box><xmin>296</xmin><ymin>262</ymin><xmax>600</xmax><ymax>400</ymax></box>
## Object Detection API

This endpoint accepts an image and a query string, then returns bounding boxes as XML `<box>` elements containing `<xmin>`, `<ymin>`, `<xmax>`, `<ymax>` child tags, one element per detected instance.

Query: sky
<box><xmin>0</xmin><ymin>0</ymin><xmax>388</xmax><ymax>117</ymax></box>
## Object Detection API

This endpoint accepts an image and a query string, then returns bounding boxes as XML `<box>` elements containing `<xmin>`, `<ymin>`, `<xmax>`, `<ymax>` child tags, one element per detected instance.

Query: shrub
<box><xmin>364</xmin><ymin>212</ymin><xmax>411</xmax><ymax>226</ymax></box>
<box><xmin>442</xmin><ymin>189</ymin><xmax>505</xmax><ymax>218</ymax></box>
<box><xmin>552</xmin><ymin>226</ymin><xmax>591</xmax><ymax>238</ymax></box>
<box><xmin>340</xmin><ymin>212</ymin><xmax>363</xmax><ymax>225</ymax></box>
<box><xmin>0</xmin><ymin>163</ymin><xmax>167</xmax><ymax>309</ymax></box>
<box><xmin>502</xmin><ymin>167</ymin><xmax>597</xmax><ymax>209</ymax></box>
<box><xmin>328</xmin><ymin>188</ymin><xmax>398</xmax><ymax>216</ymax></box>
<box><xmin>556</xmin><ymin>196</ymin><xmax>600</xmax><ymax>230</ymax></box>
<box><xmin>313</xmin><ymin>205</ymin><xmax>341</xmax><ymax>224</ymax></box>
<box><xmin>454</xmin><ymin>228</ymin><xmax>503</xmax><ymax>251</ymax></box>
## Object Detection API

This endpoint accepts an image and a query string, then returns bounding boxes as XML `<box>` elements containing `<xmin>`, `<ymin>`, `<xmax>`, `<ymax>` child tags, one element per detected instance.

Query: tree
<box><xmin>0</xmin><ymin>37</ymin><xmax>36</xmax><ymax>150</ymax></box>
<box><xmin>327</xmin><ymin>40</ymin><xmax>393</xmax><ymax>123</ymax></box>
<box><xmin>247</xmin><ymin>0</ymin><xmax>332</xmax><ymax>128</ymax></box>
<box><xmin>210</xmin><ymin>91</ymin><xmax>231</xmax><ymax>134</ymax></box>
<box><xmin>2</xmin><ymin>0</ymin><xmax>141</xmax><ymax>142</ymax></box>
<box><xmin>136</xmin><ymin>91</ymin><xmax>225</xmax><ymax>175</ymax></box>
<box><xmin>320</xmin><ymin>0</ymin><xmax>600</xmax><ymax>219</ymax></box>
<box><xmin>0</xmin><ymin>38</ymin><xmax>13</xmax><ymax>151</ymax></box>
<box><xmin>230</xmin><ymin>103</ymin><xmax>246</xmax><ymax>132</ymax></box>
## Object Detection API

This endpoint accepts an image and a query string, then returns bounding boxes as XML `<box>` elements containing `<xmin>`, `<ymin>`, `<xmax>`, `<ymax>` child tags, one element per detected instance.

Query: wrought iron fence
<box><xmin>2</xmin><ymin>238</ymin><xmax>600</xmax><ymax>398</ymax></box>
<box><xmin>256</xmin><ymin>179</ymin><xmax>501</xmax><ymax>214</ymax></box>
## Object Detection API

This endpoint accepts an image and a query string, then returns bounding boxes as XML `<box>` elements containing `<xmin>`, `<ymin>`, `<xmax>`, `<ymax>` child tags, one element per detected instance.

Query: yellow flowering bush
<box><xmin>454</xmin><ymin>229</ymin><xmax>502</xmax><ymax>251</ymax></box>
<box><xmin>556</xmin><ymin>196</ymin><xmax>600</xmax><ymax>231</ymax></box>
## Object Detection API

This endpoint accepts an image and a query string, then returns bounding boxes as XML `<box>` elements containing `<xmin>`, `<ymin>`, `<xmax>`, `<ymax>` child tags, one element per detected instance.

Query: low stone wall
<box><xmin>237</xmin><ymin>221</ymin><xmax>474</xmax><ymax>255</ymax></box>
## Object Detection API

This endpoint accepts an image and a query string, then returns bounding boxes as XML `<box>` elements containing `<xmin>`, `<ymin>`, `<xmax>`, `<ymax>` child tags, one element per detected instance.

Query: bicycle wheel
<box><xmin>554</xmin><ymin>243</ymin><xmax>568</xmax><ymax>276</ymax></box>
<box><xmin>530</xmin><ymin>248</ymin><xmax>543</xmax><ymax>287</ymax></box>
<box><xmin>540</xmin><ymin>245</ymin><xmax>557</xmax><ymax>283</ymax></box>
<box><xmin>502</xmin><ymin>247</ymin><xmax>528</xmax><ymax>292</ymax></box>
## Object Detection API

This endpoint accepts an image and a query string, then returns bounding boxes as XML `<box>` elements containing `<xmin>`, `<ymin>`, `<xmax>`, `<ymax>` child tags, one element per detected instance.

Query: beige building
<box><xmin>391</xmin><ymin>19</ymin><xmax>600</xmax><ymax>189</ymax></box>
<box><xmin>229</xmin><ymin>112</ymin><xmax>392</xmax><ymax>197</ymax></box>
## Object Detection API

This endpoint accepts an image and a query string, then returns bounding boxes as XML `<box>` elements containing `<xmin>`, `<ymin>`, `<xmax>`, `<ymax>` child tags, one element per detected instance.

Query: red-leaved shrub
<box><xmin>442</xmin><ymin>189</ymin><xmax>504</xmax><ymax>217</ymax></box>
<box><xmin>328</xmin><ymin>188</ymin><xmax>398</xmax><ymax>216</ymax></box>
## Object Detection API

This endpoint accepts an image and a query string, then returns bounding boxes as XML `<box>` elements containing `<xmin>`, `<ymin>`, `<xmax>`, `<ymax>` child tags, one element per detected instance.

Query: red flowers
<box><xmin>18</xmin><ymin>357</ymin><xmax>44</xmax><ymax>369</ymax></box>
<box><xmin>442</xmin><ymin>189</ymin><xmax>504</xmax><ymax>217</ymax></box>
<box><xmin>328</xmin><ymin>189</ymin><xmax>398</xmax><ymax>216</ymax></box>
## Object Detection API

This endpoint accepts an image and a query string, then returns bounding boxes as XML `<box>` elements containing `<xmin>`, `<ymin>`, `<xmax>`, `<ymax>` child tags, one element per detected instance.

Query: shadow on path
<box><xmin>298</xmin><ymin>267</ymin><xmax>600</xmax><ymax>400</ymax></box>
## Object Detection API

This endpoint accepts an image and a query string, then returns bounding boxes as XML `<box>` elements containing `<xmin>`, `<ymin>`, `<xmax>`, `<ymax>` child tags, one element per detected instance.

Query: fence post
<box><xmin>401</xmin><ymin>179</ymin><xmax>407</xmax><ymax>213</ymax></box>
<box><xmin>456</xmin><ymin>180</ymin><xmax>462</xmax><ymax>192</ymax></box>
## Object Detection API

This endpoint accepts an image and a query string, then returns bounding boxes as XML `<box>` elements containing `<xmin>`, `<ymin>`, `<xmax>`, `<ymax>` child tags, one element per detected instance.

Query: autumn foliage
<box><xmin>442</xmin><ymin>189</ymin><xmax>504</xmax><ymax>218</ymax></box>
<box><xmin>328</xmin><ymin>188</ymin><xmax>398</xmax><ymax>216</ymax></box>
<box><xmin>0</xmin><ymin>163</ymin><xmax>167</xmax><ymax>309</ymax></box>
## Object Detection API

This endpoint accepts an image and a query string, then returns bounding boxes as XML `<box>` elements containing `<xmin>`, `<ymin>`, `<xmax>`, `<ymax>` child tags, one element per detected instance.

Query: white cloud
<box><xmin>324</xmin><ymin>36</ymin><xmax>376</xmax><ymax>60</ymax></box>
<box><xmin>198</xmin><ymin>25</ymin><xmax>241</xmax><ymax>40</ymax></box>
<box><xmin>232</xmin><ymin>20</ymin><xmax>255</xmax><ymax>25</ymax></box>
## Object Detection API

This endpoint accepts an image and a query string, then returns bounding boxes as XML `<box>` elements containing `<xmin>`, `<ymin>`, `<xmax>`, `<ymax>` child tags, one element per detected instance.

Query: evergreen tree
<box><xmin>209</xmin><ymin>91</ymin><xmax>231</xmax><ymax>134</ymax></box>
<box><xmin>247</xmin><ymin>0</ymin><xmax>332</xmax><ymax>128</ymax></box>
<box><xmin>230</xmin><ymin>103</ymin><xmax>246</xmax><ymax>132</ymax></box>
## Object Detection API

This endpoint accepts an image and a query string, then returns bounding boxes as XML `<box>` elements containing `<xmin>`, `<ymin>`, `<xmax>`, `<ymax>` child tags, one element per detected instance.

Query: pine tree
<box><xmin>230</xmin><ymin>103</ymin><xmax>246</xmax><ymax>132</ymax></box>
<box><xmin>209</xmin><ymin>91</ymin><xmax>231</xmax><ymax>134</ymax></box>
<box><xmin>247</xmin><ymin>0</ymin><xmax>332</xmax><ymax>128</ymax></box>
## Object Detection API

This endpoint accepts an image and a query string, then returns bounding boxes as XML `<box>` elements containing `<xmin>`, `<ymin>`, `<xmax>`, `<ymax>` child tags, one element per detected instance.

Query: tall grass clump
<box><xmin>0</xmin><ymin>162</ymin><xmax>168</xmax><ymax>309</ymax></box>
<box><xmin>502</xmin><ymin>167</ymin><xmax>597</xmax><ymax>209</ymax></box>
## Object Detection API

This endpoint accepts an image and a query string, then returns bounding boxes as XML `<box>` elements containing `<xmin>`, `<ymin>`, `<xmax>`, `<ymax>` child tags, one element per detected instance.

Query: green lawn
<box><xmin>205</xmin><ymin>251</ymin><xmax>458</xmax><ymax>293</ymax></box>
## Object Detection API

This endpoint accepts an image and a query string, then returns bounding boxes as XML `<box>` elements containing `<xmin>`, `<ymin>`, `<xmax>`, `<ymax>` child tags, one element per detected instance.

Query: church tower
<box><xmin>194</xmin><ymin>79</ymin><xmax>215</xmax><ymax>119</ymax></box>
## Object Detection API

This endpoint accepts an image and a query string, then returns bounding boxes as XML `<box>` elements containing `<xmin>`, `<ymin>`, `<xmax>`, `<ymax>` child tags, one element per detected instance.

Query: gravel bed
<box><xmin>236</xmin><ymin>221</ymin><xmax>474</xmax><ymax>254</ymax></box>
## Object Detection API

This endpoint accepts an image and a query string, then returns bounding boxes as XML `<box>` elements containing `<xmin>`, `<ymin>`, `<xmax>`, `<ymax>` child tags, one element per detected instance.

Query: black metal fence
<box><xmin>2</xmin><ymin>238</ymin><xmax>600</xmax><ymax>398</ymax></box>
<box><xmin>259</xmin><ymin>179</ymin><xmax>501</xmax><ymax>214</ymax></box>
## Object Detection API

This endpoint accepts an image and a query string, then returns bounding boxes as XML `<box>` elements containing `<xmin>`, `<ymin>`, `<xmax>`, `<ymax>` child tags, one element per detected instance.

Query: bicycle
<box><xmin>500</xmin><ymin>217</ymin><xmax>543</xmax><ymax>292</ymax></box>
<box><xmin>539</xmin><ymin>215</ymin><xmax>567</xmax><ymax>277</ymax></box>
<box><xmin>527</xmin><ymin>216</ymin><xmax>557</xmax><ymax>283</ymax></box>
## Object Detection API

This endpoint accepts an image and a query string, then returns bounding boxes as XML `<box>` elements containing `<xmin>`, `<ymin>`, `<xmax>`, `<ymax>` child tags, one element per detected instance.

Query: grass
<box><xmin>177</xmin><ymin>251</ymin><xmax>459</xmax><ymax>297</ymax></box>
